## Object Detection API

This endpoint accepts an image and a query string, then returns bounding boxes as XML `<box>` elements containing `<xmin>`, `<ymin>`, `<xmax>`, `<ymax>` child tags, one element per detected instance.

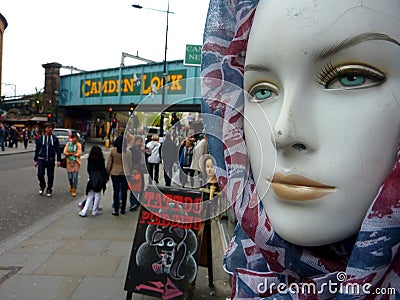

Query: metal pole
<box><xmin>159</xmin><ymin>0</ymin><xmax>169</xmax><ymax>138</ymax></box>
<box><xmin>132</xmin><ymin>2</ymin><xmax>174</xmax><ymax>138</ymax></box>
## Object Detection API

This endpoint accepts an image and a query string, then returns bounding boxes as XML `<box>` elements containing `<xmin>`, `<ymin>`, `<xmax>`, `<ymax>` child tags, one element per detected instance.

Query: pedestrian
<box><xmin>0</xmin><ymin>124</ymin><xmax>5</xmax><ymax>151</ymax></box>
<box><xmin>128</xmin><ymin>135</ymin><xmax>146</xmax><ymax>211</ymax></box>
<box><xmin>179</xmin><ymin>137</ymin><xmax>195</xmax><ymax>188</ymax></box>
<box><xmin>107</xmin><ymin>135</ymin><xmax>128</xmax><ymax>216</ymax></box>
<box><xmin>10</xmin><ymin>126</ymin><xmax>18</xmax><ymax>148</ymax></box>
<box><xmin>79</xmin><ymin>145</ymin><xmax>107</xmax><ymax>217</ymax></box>
<box><xmin>4</xmin><ymin>125</ymin><xmax>9</xmax><ymax>148</ymax></box>
<box><xmin>22</xmin><ymin>128</ymin><xmax>30</xmax><ymax>149</ymax></box>
<box><xmin>146</xmin><ymin>134</ymin><xmax>162</xmax><ymax>184</ymax></box>
<box><xmin>63</xmin><ymin>132</ymin><xmax>82</xmax><ymax>197</ymax></box>
<box><xmin>160</xmin><ymin>133</ymin><xmax>178</xmax><ymax>186</ymax></box>
<box><xmin>190</xmin><ymin>133</ymin><xmax>208</xmax><ymax>186</ymax></box>
<box><xmin>33</xmin><ymin>123</ymin><xmax>62</xmax><ymax>197</ymax></box>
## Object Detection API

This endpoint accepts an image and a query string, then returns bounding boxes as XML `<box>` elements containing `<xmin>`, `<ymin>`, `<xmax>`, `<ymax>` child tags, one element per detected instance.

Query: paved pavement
<box><xmin>0</xmin><ymin>140</ymin><xmax>36</xmax><ymax>156</ymax></box>
<box><xmin>0</xmin><ymin>140</ymin><xmax>232</xmax><ymax>300</ymax></box>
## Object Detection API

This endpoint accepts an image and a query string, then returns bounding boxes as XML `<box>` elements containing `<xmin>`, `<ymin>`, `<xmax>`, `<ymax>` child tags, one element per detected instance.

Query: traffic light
<box><xmin>112</xmin><ymin>118</ymin><xmax>117</xmax><ymax>128</ymax></box>
<box><xmin>108</xmin><ymin>107</ymin><xmax>113</xmax><ymax>119</ymax></box>
<box><xmin>129</xmin><ymin>103</ymin><xmax>137</xmax><ymax>115</ymax></box>
<box><xmin>171</xmin><ymin>112</ymin><xmax>178</xmax><ymax>126</ymax></box>
<box><xmin>47</xmin><ymin>112</ymin><xmax>53</xmax><ymax>122</ymax></box>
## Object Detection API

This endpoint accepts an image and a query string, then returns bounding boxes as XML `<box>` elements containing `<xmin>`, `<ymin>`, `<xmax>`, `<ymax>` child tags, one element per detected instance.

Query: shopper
<box><xmin>107</xmin><ymin>135</ymin><xmax>128</xmax><ymax>216</ymax></box>
<box><xmin>33</xmin><ymin>123</ymin><xmax>62</xmax><ymax>197</ymax></box>
<box><xmin>146</xmin><ymin>134</ymin><xmax>161</xmax><ymax>184</ymax></box>
<box><xmin>63</xmin><ymin>133</ymin><xmax>82</xmax><ymax>197</ymax></box>
<box><xmin>79</xmin><ymin>145</ymin><xmax>107</xmax><ymax>217</ymax></box>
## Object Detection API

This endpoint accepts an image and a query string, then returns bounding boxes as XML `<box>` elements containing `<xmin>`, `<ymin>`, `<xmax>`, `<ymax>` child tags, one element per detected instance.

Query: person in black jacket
<box><xmin>33</xmin><ymin>123</ymin><xmax>61</xmax><ymax>197</ymax></box>
<box><xmin>161</xmin><ymin>133</ymin><xmax>178</xmax><ymax>186</ymax></box>
<box><xmin>128</xmin><ymin>135</ymin><xmax>146</xmax><ymax>211</ymax></box>
<box><xmin>79</xmin><ymin>145</ymin><xmax>108</xmax><ymax>217</ymax></box>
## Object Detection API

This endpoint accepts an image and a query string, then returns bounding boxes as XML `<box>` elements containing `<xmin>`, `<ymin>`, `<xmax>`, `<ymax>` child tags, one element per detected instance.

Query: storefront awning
<box><xmin>30</xmin><ymin>116</ymin><xmax>48</xmax><ymax>122</ymax></box>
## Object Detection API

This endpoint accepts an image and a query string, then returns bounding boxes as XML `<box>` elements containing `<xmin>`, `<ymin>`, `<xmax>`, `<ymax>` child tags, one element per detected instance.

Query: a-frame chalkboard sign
<box><xmin>124</xmin><ymin>185</ymin><xmax>213</xmax><ymax>300</ymax></box>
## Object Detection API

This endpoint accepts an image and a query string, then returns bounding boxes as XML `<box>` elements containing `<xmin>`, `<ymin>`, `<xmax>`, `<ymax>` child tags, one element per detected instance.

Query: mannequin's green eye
<box><xmin>317</xmin><ymin>63</ymin><xmax>386</xmax><ymax>90</ymax></box>
<box><xmin>339</xmin><ymin>74</ymin><xmax>366</xmax><ymax>87</ymax></box>
<box><xmin>248</xmin><ymin>82</ymin><xmax>278</xmax><ymax>102</ymax></box>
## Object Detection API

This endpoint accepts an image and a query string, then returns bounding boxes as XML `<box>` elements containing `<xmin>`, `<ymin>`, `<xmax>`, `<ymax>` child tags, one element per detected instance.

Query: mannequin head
<box><xmin>205</xmin><ymin>157</ymin><xmax>217</xmax><ymax>182</ymax></box>
<box><xmin>243</xmin><ymin>0</ymin><xmax>400</xmax><ymax>246</ymax></box>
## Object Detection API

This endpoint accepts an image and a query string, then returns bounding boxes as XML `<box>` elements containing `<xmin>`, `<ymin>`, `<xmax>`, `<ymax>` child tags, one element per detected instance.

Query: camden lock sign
<box><xmin>80</xmin><ymin>69</ymin><xmax>187</xmax><ymax>98</ymax></box>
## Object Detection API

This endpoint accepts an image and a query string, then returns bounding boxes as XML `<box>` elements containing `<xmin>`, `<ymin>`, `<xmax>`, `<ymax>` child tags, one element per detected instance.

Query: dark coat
<box><xmin>34</xmin><ymin>134</ymin><xmax>62</xmax><ymax>162</ymax></box>
<box><xmin>86</xmin><ymin>157</ymin><xmax>108</xmax><ymax>194</ymax></box>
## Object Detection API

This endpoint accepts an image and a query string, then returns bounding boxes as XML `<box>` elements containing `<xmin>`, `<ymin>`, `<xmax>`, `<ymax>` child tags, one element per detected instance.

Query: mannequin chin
<box><xmin>243</xmin><ymin>0</ymin><xmax>400</xmax><ymax>246</ymax></box>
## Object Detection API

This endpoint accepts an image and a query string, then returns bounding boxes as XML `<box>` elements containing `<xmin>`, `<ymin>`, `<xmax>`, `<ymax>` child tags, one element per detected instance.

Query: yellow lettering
<box><xmin>90</xmin><ymin>81</ymin><xmax>98</xmax><ymax>95</ymax></box>
<box><xmin>82</xmin><ymin>80</ymin><xmax>91</xmax><ymax>97</ymax></box>
<box><xmin>108</xmin><ymin>80</ymin><xmax>117</xmax><ymax>93</ymax></box>
<box><xmin>123</xmin><ymin>78</ymin><xmax>134</xmax><ymax>92</ymax></box>
<box><xmin>102</xmin><ymin>81</ymin><xmax>108</xmax><ymax>94</ymax></box>
<box><xmin>151</xmin><ymin>76</ymin><xmax>161</xmax><ymax>91</ymax></box>
<box><xmin>169</xmin><ymin>74</ymin><xmax>183</xmax><ymax>91</ymax></box>
<box><xmin>142</xmin><ymin>74</ymin><xmax>150</xmax><ymax>94</ymax></box>
<box><xmin>115</xmin><ymin>80</ymin><xmax>120</xmax><ymax>93</ymax></box>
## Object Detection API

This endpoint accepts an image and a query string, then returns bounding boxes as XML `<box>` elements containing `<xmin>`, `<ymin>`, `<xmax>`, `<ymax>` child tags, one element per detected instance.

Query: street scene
<box><xmin>3</xmin><ymin>0</ymin><xmax>400</xmax><ymax>299</ymax></box>
<box><xmin>0</xmin><ymin>137</ymin><xmax>232</xmax><ymax>299</ymax></box>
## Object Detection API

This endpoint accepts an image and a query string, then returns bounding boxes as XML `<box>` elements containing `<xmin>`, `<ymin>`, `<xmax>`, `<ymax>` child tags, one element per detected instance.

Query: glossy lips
<box><xmin>267</xmin><ymin>173</ymin><xmax>336</xmax><ymax>201</ymax></box>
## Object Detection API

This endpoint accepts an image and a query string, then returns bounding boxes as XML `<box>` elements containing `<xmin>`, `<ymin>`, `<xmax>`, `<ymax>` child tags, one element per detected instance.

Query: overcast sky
<box><xmin>1</xmin><ymin>0</ymin><xmax>210</xmax><ymax>97</ymax></box>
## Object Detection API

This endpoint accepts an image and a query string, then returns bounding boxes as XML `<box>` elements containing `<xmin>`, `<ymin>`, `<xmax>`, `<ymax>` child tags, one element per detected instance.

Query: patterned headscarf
<box><xmin>201</xmin><ymin>0</ymin><xmax>400</xmax><ymax>299</ymax></box>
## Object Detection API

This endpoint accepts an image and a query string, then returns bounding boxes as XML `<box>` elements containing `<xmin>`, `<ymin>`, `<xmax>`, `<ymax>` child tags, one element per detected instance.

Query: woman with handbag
<box><xmin>63</xmin><ymin>133</ymin><xmax>82</xmax><ymax>197</ymax></box>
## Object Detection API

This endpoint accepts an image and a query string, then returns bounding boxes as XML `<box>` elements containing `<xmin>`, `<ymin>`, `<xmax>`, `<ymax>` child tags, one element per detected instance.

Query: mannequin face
<box><xmin>244</xmin><ymin>0</ymin><xmax>400</xmax><ymax>246</ymax></box>
<box><xmin>205</xmin><ymin>158</ymin><xmax>215</xmax><ymax>179</ymax></box>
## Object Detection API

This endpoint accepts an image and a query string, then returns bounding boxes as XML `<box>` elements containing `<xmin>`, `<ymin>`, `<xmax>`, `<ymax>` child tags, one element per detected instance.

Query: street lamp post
<box><xmin>132</xmin><ymin>1</ymin><xmax>174</xmax><ymax>138</ymax></box>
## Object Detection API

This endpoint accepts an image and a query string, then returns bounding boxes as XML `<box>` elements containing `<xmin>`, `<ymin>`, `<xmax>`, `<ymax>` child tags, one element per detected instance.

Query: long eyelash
<box><xmin>316</xmin><ymin>62</ymin><xmax>340</xmax><ymax>87</ymax></box>
<box><xmin>316</xmin><ymin>62</ymin><xmax>387</xmax><ymax>88</ymax></box>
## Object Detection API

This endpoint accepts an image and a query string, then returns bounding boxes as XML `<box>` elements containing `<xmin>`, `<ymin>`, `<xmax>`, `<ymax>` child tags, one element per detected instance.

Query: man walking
<box><xmin>34</xmin><ymin>123</ymin><xmax>61</xmax><ymax>197</ymax></box>
<box><xmin>0</xmin><ymin>124</ymin><xmax>5</xmax><ymax>151</ymax></box>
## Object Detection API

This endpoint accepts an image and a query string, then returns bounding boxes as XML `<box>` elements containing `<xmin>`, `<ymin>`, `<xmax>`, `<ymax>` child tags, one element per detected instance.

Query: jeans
<box><xmin>180</xmin><ymin>168</ymin><xmax>195</xmax><ymax>187</ymax></box>
<box><xmin>81</xmin><ymin>190</ymin><xmax>101</xmax><ymax>216</ymax></box>
<box><xmin>68</xmin><ymin>171</ymin><xmax>79</xmax><ymax>189</ymax></box>
<box><xmin>148</xmin><ymin>163</ymin><xmax>160</xmax><ymax>183</ymax></box>
<box><xmin>163</xmin><ymin>164</ymin><xmax>173</xmax><ymax>186</ymax></box>
<box><xmin>111</xmin><ymin>175</ymin><xmax>128</xmax><ymax>212</ymax></box>
<box><xmin>0</xmin><ymin>139</ymin><xmax>4</xmax><ymax>151</ymax></box>
<box><xmin>130</xmin><ymin>191</ymin><xmax>140</xmax><ymax>207</ymax></box>
<box><xmin>37</xmin><ymin>160</ymin><xmax>55</xmax><ymax>191</ymax></box>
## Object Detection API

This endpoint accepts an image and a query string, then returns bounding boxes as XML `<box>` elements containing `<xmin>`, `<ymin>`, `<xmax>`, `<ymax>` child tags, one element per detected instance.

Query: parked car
<box><xmin>52</xmin><ymin>128</ymin><xmax>86</xmax><ymax>152</ymax></box>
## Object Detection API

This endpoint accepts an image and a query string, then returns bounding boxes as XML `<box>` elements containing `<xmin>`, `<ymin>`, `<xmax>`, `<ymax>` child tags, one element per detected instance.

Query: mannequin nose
<box><xmin>271</xmin><ymin>111</ymin><xmax>313</xmax><ymax>153</ymax></box>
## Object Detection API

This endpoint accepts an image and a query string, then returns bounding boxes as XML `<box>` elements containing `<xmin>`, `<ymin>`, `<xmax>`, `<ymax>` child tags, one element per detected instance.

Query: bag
<box><xmin>60</xmin><ymin>157</ymin><xmax>67</xmax><ymax>168</ymax></box>
<box><xmin>145</xmin><ymin>147</ymin><xmax>152</xmax><ymax>156</ymax></box>
<box><xmin>128</xmin><ymin>171</ymin><xmax>143</xmax><ymax>192</ymax></box>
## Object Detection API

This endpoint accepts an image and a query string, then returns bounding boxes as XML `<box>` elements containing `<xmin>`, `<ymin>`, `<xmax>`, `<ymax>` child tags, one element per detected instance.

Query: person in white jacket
<box><xmin>146</xmin><ymin>134</ymin><xmax>161</xmax><ymax>184</ymax></box>
<box><xmin>190</xmin><ymin>134</ymin><xmax>208</xmax><ymax>186</ymax></box>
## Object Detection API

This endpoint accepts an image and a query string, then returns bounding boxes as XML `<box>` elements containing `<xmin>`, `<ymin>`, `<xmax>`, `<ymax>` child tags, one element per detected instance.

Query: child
<box><xmin>79</xmin><ymin>145</ymin><xmax>108</xmax><ymax>217</ymax></box>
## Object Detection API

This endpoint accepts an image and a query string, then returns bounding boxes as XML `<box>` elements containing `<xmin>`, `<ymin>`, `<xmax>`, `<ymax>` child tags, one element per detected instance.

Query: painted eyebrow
<box><xmin>313</xmin><ymin>32</ymin><xmax>400</xmax><ymax>60</ymax></box>
<box><xmin>244</xmin><ymin>64</ymin><xmax>270</xmax><ymax>73</ymax></box>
